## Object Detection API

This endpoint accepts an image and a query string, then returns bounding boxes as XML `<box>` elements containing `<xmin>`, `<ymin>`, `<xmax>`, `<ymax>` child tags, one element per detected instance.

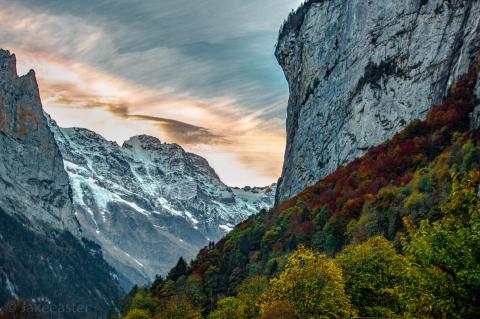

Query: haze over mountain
<box><xmin>0</xmin><ymin>46</ymin><xmax>276</xmax><ymax>310</ymax></box>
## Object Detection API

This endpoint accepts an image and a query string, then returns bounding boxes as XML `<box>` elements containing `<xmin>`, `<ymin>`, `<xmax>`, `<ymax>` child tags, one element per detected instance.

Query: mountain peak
<box><xmin>52</xmin><ymin>124</ymin><xmax>276</xmax><ymax>288</ymax></box>
<box><xmin>0</xmin><ymin>49</ymin><xmax>17</xmax><ymax>80</ymax></box>
<box><xmin>123</xmin><ymin>134</ymin><xmax>163</xmax><ymax>149</ymax></box>
<box><xmin>1</xmin><ymin>49</ymin><xmax>124</xmax><ymax>316</ymax></box>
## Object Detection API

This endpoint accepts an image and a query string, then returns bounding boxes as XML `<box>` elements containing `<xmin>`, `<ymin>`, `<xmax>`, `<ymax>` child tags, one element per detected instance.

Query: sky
<box><xmin>0</xmin><ymin>0</ymin><xmax>303</xmax><ymax>187</ymax></box>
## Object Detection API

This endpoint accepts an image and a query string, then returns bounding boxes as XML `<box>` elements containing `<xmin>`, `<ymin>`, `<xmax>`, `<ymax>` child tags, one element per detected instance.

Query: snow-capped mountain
<box><xmin>48</xmin><ymin>120</ymin><xmax>276</xmax><ymax>289</ymax></box>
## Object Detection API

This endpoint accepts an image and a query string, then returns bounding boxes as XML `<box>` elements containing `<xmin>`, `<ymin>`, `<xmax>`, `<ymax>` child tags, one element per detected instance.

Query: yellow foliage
<box><xmin>258</xmin><ymin>300</ymin><xmax>297</xmax><ymax>319</ymax></box>
<box><xmin>259</xmin><ymin>245</ymin><xmax>357</xmax><ymax>319</ymax></box>
<box><xmin>154</xmin><ymin>296</ymin><xmax>202</xmax><ymax>319</ymax></box>
<box><xmin>125</xmin><ymin>309</ymin><xmax>152</xmax><ymax>319</ymax></box>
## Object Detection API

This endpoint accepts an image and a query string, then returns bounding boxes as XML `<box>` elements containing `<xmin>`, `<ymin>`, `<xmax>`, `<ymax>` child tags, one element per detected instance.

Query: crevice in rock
<box><xmin>440</xmin><ymin>0</ymin><xmax>474</xmax><ymax>99</ymax></box>
<box><xmin>352</xmin><ymin>58</ymin><xmax>403</xmax><ymax>99</ymax></box>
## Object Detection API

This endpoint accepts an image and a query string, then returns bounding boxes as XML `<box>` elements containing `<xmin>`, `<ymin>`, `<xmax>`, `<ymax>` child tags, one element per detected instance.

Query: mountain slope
<box><xmin>120</xmin><ymin>62</ymin><xmax>480</xmax><ymax>318</ymax></box>
<box><xmin>49</xmin><ymin>123</ymin><xmax>276</xmax><ymax>289</ymax></box>
<box><xmin>0</xmin><ymin>49</ymin><xmax>123</xmax><ymax>318</ymax></box>
<box><xmin>275</xmin><ymin>0</ymin><xmax>480</xmax><ymax>202</ymax></box>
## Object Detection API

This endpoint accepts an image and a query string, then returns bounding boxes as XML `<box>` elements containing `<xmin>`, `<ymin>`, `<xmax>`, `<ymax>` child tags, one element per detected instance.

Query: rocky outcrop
<box><xmin>0</xmin><ymin>50</ymin><xmax>79</xmax><ymax>235</ymax></box>
<box><xmin>275</xmin><ymin>0</ymin><xmax>480</xmax><ymax>202</ymax></box>
<box><xmin>0</xmin><ymin>49</ymin><xmax>123</xmax><ymax>318</ymax></box>
<box><xmin>49</xmin><ymin>122</ymin><xmax>276</xmax><ymax>289</ymax></box>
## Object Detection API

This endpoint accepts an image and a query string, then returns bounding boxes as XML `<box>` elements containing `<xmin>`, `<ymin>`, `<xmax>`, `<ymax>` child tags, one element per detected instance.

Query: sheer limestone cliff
<box><xmin>275</xmin><ymin>0</ymin><xmax>480</xmax><ymax>202</ymax></box>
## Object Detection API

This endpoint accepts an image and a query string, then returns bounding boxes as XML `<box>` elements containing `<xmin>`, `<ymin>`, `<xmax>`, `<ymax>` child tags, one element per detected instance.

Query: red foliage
<box><xmin>267</xmin><ymin>69</ymin><xmax>478</xmax><ymax>251</ymax></box>
<box><xmin>272</xmin><ymin>242</ymin><xmax>283</xmax><ymax>253</ymax></box>
<box><xmin>293</xmin><ymin>221</ymin><xmax>315</xmax><ymax>239</ymax></box>
<box><xmin>184</xmin><ymin>68</ymin><xmax>478</xmax><ymax>287</ymax></box>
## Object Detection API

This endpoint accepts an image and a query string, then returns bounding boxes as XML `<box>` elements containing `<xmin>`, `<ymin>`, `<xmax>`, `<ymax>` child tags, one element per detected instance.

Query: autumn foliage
<box><xmin>120</xmin><ymin>69</ymin><xmax>480</xmax><ymax>318</ymax></box>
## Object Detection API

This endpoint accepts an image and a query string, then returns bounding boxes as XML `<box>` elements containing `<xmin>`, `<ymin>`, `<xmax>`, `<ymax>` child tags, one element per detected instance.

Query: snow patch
<box><xmin>4</xmin><ymin>275</ymin><xmax>18</xmax><ymax>299</ymax></box>
<box><xmin>219</xmin><ymin>224</ymin><xmax>234</xmax><ymax>232</ymax></box>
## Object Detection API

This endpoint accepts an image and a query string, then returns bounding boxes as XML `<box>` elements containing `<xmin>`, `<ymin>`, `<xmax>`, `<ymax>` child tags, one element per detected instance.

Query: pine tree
<box><xmin>167</xmin><ymin>257</ymin><xmax>188</xmax><ymax>281</ymax></box>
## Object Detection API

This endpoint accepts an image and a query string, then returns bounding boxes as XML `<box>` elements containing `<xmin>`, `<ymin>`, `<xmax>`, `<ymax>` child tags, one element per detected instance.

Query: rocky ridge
<box><xmin>0</xmin><ymin>50</ymin><xmax>79</xmax><ymax>235</ymax></box>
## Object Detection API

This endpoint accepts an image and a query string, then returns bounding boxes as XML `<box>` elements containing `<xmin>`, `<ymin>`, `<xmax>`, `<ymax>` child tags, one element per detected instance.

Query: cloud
<box><xmin>8</xmin><ymin>49</ymin><xmax>286</xmax><ymax>183</ymax></box>
<box><xmin>131</xmin><ymin>115</ymin><xmax>227</xmax><ymax>146</ymax></box>
<box><xmin>0</xmin><ymin>0</ymin><xmax>302</xmax><ymax>185</ymax></box>
<box><xmin>37</xmin><ymin>74</ymin><xmax>227</xmax><ymax>146</ymax></box>
<box><xmin>0</xmin><ymin>0</ymin><xmax>297</xmax><ymax>118</ymax></box>
<box><xmin>8</xmin><ymin>0</ymin><xmax>303</xmax><ymax>45</ymax></box>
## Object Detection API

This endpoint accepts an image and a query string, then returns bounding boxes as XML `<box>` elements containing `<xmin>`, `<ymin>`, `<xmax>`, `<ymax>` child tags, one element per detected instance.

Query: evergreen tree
<box><xmin>150</xmin><ymin>275</ymin><xmax>164</xmax><ymax>294</ymax></box>
<box><xmin>167</xmin><ymin>257</ymin><xmax>188</xmax><ymax>281</ymax></box>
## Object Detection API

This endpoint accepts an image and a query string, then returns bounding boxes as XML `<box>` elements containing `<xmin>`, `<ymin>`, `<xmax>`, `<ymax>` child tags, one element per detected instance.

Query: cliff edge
<box><xmin>275</xmin><ymin>0</ymin><xmax>480</xmax><ymax>202</ymax></box>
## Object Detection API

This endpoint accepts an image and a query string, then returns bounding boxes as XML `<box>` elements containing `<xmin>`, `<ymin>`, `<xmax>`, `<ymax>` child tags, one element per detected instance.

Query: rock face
<box><xmin>0</xmin><ymin>49</ymin><xmax>123</xmax><ymax>318</ymax></box>
<box><xmin>470</xmin><ymin>76</ymin><xmax>480</xmax><ymax>128</ymax></box>
<box><xmin>275</xmin><ymin>0</ymin><xmax>480</xmax><ymax>202</ymax></box>
<box><xmin>0</xmin><ymin>50</ymin><xmax>79</xmax><ymax>235</ymax></box>
<box><xmin>49</xmin><ymin>123</ymin><xmax>276</xmax><ymax>289</ymax></box>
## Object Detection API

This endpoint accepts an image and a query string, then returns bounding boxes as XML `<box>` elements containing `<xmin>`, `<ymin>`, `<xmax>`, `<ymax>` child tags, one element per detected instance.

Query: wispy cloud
<box><xmin>0</xmin><ymin>0</ymin><xmax>302</xmax><ymax>186</ymax></box>
<box><xmin>131</xmin><ymin>115</ymin><xmax>227</xmax><ymax>146</ymax></box>
<box><xmin>39</xmin><ymin>79</ymin><xmax>227</xmax><ymax>145</ymax></box>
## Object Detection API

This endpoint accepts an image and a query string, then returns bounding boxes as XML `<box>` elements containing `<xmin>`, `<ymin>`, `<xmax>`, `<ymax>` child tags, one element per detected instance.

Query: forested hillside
<box><xmin>119</xmin><ymin>67</ymin><xmax>480</xmax><ymax>319</ymax></box>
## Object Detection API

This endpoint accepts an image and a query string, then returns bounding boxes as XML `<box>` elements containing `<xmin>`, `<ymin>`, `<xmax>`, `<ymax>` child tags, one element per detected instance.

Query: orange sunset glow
<box><xmin>0</xmin><ymin>0</ymin><xmax>303</xmax><ymax>186</ymax></box>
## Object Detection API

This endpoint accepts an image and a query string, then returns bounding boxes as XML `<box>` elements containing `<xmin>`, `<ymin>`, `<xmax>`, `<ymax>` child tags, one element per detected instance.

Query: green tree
<box><xmin>208</xmin><ymin>297</ymin><xmax>244</xmax><ymax>319</ymax></box>
<box><xmin>321</xmin><ymin>219</ymin><xmax>345</xmax><ymax>255</ymax></box>
<box><xmin>259</xmin><ymin>245</ymin><xmax>357</xmax><ymax>319</ymax></box>
<box><xmin>130</xmin><ymin>291</ymin><xmax>158</xmax><ymax>316</ymax></box>
<box><xmin>120</xmin><ymin>285</ymin><xmax>139</xmax><ymax>316</ymax></box>
<box><xmin>184</xmin><ymin>274</ymin><xmax>207</xmax><ymax>307</ymax></box>
<box><xmin>402</xmin><ymin>171</ymin><xmax>480</xmax><ymax>319</ymax></box>
<box><xmin>236</xmin><ymin>276</ymin><xmax>268</xmax><ymax>318</ymax></box>
<box><xmin>154</xmin><ymin>296</ymin><xmax>202</xmax><ymax>319</ymax></box>
<box><xmin>124</xmin><ymin>309</ymin><xmax>152</xmax><ymax>319</ymax></box>
<box><xmin>335</xmin><ymin>236</ymin><xmax>408</xmax><ymax>317</ymax></box>
<box><xmin>150</xmin><ymin>275</ymin><xmax>164</xmax><ymax>295</ymax></box>
<box><xmin>209</xmin><ymin>276</ymin><xmax>268</xmax><ymax>319</ymax></box>
<box><xmin>167</xmin><ymin>257</ymin><xmax>188</xmax><ymax>281</ymax></box>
